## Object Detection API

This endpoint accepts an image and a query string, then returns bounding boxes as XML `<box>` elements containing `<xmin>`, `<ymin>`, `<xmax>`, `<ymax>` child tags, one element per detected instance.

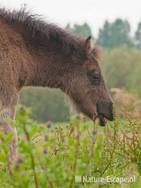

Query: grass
<box><xmin>0</xmin><ymin>107</ymin><xmax>141</xmax><ymax>188</ymax></box>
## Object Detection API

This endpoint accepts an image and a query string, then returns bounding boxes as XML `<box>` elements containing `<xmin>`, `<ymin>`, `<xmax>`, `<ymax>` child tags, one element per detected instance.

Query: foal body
<box><xmin>0</xmin><ymin>8</ymin><xmax>113</xmax><ymax>165</ymax></box>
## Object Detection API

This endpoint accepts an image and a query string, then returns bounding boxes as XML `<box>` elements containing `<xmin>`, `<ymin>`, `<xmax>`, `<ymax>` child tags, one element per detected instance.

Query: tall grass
<box><xmin>0</xmin><ymin>107</ymin><xmax>141</xmax><ymax>187</ymax></box>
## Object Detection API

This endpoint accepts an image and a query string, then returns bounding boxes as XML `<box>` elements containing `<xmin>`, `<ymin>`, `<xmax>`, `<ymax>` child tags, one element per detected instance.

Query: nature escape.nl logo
<box><xmin>75</xmin><ymin>175</ymin><xmax>136</xmax><ymax>184</ymax></box>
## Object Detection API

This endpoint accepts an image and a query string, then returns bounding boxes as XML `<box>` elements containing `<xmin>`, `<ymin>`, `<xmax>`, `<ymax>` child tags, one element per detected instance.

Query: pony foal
<box><xmin>0</xmin><ymin>8</ymin><xmax>113</xmax><ymax>164</ymax></box>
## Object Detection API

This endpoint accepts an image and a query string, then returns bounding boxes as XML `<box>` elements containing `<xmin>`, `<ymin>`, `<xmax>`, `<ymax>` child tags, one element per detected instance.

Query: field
<box><xmin>0</xmin><ymin>107</ymin><xmax>141</xmax><ymax>188</ymax></box>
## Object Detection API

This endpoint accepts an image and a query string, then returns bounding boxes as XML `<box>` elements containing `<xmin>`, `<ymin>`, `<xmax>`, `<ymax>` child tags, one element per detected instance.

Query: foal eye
<box><xmin>87</xmin><ymin>70</ymin><xmax>101</xmax><ymax>85</ymax></box>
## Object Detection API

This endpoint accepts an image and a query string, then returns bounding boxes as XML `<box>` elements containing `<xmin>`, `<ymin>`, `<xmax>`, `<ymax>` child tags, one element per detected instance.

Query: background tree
<box><xmin>66</xmin><ymin>23</ymin><xmax>93</xmax><ymax>38</ymax></box>
<box><xmin>97</xmin><ymin>19</ymin><xmax>133</xmax><ymax>48</ymax></box>
<box><xmin>135</xmin><ymin>22</ymin><xmax>141</xmax><ymax>48</ymax></box>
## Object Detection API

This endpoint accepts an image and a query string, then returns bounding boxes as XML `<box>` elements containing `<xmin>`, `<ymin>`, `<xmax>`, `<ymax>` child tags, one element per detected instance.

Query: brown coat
<box><xmin>0</xmin><ymin>8</ymin><xmax>113</xmax><ymax>165</ymax></box>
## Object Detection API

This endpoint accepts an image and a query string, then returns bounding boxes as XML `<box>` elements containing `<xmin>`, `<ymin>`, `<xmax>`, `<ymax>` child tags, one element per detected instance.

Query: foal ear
<box><xmin>85</xmin><ymin>36</ymin><xmax>92</xmax><ymax>55</ymax></box>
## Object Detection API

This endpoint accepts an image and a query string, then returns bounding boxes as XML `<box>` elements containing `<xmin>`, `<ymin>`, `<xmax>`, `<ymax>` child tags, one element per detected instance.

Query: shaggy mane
<box><xmin>0</xmin><ymin>7</ymin><xmax>99</xmax><ymax>58</ymax></box>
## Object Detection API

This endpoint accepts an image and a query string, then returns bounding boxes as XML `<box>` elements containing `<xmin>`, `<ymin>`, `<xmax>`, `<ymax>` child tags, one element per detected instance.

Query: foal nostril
<box><xmin>96</xmin><ymin>101</ymin><xmax>114</xmax><ymax>121</ymax></box>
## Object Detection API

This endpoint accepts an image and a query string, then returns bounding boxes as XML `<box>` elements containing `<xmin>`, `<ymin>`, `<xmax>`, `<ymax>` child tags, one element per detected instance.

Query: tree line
<box><xmin>66</xmin><ymin>19</ymin><xmax>141</xmax><ymax>49</ymax></box>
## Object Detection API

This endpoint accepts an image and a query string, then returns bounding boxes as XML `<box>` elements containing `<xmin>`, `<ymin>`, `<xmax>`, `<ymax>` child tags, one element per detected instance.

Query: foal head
<box><xmin>59</xmin><ymin>36</ymin><xmax>114</xmax><ymax>126</ymax></box>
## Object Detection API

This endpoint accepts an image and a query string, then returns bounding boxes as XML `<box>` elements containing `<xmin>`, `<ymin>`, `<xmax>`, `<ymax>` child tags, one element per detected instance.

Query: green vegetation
<box><xmin>20</xmin><ymin>88</ymin><xmax>69</xmax><ymax>122</ymax></box>
<box><xmin>103</xmin><ymin>47</ymin><xmax>141</xmax><ymax>96</ymax></box>
<box><xmin>1</xmin><ymin>107</ymin><xmax>141</xmax><ymax>188</ymax></box>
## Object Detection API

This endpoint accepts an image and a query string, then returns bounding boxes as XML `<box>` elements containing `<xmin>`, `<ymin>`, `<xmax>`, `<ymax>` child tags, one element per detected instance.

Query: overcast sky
<box><xmin>0</xmin><ymin>0</ymin><xmax>141</xmax><ymax>36</ymax></box>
